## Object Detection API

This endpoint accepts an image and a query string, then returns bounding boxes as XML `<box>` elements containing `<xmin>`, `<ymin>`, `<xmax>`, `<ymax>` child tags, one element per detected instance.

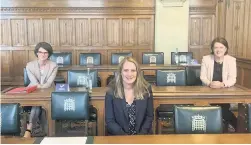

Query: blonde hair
<box><xmin>110</xmin><ymin>57</ymin><xmax>150</xmax><ymax>100</ymax></box>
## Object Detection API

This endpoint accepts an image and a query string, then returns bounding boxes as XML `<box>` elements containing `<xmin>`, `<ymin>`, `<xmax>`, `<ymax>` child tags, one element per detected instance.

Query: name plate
<box><xmin>40</xmin><ymin>137</ymin><xmax>87</xmax><ymax>144</ymax></box>
<box><xmin>55</xmin><ymin>83</ymin><xmax>69</xmax><ymax>92</ymax></box>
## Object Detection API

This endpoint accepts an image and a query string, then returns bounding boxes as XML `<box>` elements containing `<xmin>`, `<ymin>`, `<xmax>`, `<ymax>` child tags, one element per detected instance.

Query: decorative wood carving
<box><xmin>1</xmin><ymin>51</ymin><xmax>12</xmax><ymax>81</ymax></box>
<box><xmin>11</xmin><ymin>19</ymin><xmax>25</xmax><ymax>46</ymax></box>
<box><xmin>201</xmin><ymin>17</ymin><xmax>215</xmax><ymax>46</ymax></box>
<box><xmin>236</xmin><ymin>57</ymin><xmax>251</xmax><ymax>89</ymax></box>
<box><xmin>189</xmin><ymin>17</ymin><xmax>201</xmax><ymax>46</ymax></box>
<box><xmin>122</xmin><ymin>19</ymin><xmax>135</xmax><ymax>46</ymax></box>
<box><xmin>225</xmin><ymin>0</ymin><xmax>245</xmax><ymax>57</ymax></box>
<box><xmin>0</xmin><ymin>7</ymin><xmax>155</xmax><ymax>15</ymax></box>
<box><xmin>75</xmin><ymin>19</ymin><xmax>89</xmax><ymax>46</ymax></box>
<box><xmin>107</xmin><ymin>19</ymin><xmax>120</xmax><ymax>46</ymax></box>
<box><xmin>138</xmin><ymin>18</ymin><xmax>152</xmax><ymax>46</ymax></box>
<box><xmin>27</xmin><ymin>19</ymin><xmax>41</xmax><ymax>46</ymax></box>
<box><xmin>189</xmin><ymin>0</ymin><xmax>217</xmax><ymax>62</ymax></box>
<box><xmin>43</xmin><ymin>19</ymin><xmax>57</xmax><ymax>46</ymax></box>
<box><xmin>0</xmin><ymin>19</ymin><xmax>10</xmax><ymax>46</ymax></box>
<box><xmin>12</xmin><ymin>51</ymin><xmax>27</xmax><ymax>80</ymax></box>
<box><xmin>59</xmin><ymin>19</ymin><xmax>73</xmax><ymax>46</ymax></box>
<box><xmin>1</xmin><ymin>0</ymin><xmax>155</xmax><ymax>8</ymax></box>
<box><xmin>91</xmin><ymin>19</ymin><xmax>104</xmax><ymax>46</ymax></box>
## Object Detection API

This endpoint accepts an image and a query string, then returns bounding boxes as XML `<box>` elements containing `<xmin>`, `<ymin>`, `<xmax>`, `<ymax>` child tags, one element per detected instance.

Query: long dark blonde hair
<box><xmin>110</xmin><ymin>57</ymin><xmax>150</xmax><ymax>100</ymax></box>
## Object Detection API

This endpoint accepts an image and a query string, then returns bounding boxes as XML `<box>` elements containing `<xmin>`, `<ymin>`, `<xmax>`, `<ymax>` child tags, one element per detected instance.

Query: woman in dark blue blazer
<box><xmin>105</xmin><ymin>56</ymin><xmax>154</xmax><ymax>135</ymax></box>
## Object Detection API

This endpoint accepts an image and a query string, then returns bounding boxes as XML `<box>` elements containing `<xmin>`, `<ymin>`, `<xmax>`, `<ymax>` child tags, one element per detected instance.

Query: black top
<box><xmin>126</xmin><ymin>101</ymin><xmax>136</xmax><ymax>135</ymax></box>
<box><xmin>212</xmin><ymin>61</ymin><xmax>223</xmax><ymax>82</ymax></box>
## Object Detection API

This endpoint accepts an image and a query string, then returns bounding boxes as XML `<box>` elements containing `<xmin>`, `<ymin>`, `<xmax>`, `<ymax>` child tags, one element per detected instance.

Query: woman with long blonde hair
<box><xmin>105</xmin><ymin>56</ymin><xmax>153</xmax><ymax>135</ymax></box>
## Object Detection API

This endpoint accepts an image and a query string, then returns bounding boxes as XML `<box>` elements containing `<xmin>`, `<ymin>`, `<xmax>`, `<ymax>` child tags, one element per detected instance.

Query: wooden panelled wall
<box><xmin>0</xmin><ymin>0</ymin><xmax>155</xmax><ymax>85</ymax></box>
<box><xmin>189</xmin><ymin>0</ymin><xmax>251</xmax><ymax>89</ymax></box>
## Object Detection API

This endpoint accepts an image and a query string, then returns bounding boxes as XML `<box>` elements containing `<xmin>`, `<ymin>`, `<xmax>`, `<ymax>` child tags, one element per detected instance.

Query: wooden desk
<box><xmin>57</xmin><ymin>64</ymin><xmax>186</xmax><ymax>87</ymax></box>
<box><xmin>2</xmin><ymin>86</ymin><xmax>251</xmax><ymax>136</ymax></box>
<box><xmin>2</xmin><ymin>134</ymin><xmax>251</xmax><ymax>144</ymax></box>
<box><xmin>1</xmin><ymin>87</ymin><xmax>107</xmax><ymax>137</ymax></box>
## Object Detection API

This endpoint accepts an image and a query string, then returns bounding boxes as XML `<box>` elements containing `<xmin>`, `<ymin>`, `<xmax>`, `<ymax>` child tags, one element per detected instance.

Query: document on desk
<box><xmin>40</xmin><ymin>137</ymin><xmax>87</xmax><ymax>144</ymax></box>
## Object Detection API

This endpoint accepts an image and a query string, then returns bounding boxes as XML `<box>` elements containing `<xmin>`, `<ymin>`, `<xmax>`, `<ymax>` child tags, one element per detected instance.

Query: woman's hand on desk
<box><xmin>37</xmin><ymin>84</ymin><xmax>43</xmax><ymax>88</ymax></box>
<box><xmin>209</xmin><ymin>81</ymin><xmax>225</xmax><ymax>88</ymax></box>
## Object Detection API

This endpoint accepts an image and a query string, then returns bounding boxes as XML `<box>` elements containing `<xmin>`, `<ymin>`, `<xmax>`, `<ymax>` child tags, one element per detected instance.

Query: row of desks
<box><xmin>2</xmin><ymin>85</ymin><xmax>251</xmax><ymax>136</ymax></box>
<box><xmin>2</xmin><ymin>134</ymin><xmax>251</xmax><ymax>144</ymax></box>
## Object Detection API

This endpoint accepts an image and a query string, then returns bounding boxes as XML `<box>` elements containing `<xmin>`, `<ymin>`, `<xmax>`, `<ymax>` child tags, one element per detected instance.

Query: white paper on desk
<box><xmin>40</xmin><ymin>137</ymin><xmax>87</xmax><ymax>144</ymax></box>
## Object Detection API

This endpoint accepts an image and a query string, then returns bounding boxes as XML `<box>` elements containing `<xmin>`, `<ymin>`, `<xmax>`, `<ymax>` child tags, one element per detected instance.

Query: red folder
<box><xmin>5</xmin><ymin>86</ymin><xmax>37</xmax><ymax>94</ymax></box>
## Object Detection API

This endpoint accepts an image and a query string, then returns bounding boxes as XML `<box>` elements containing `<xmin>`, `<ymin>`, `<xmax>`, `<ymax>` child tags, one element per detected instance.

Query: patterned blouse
<box><xmin>126</xmin><ymin>101</ymin><xmax>136</xmax><ymax>135</ymax></box>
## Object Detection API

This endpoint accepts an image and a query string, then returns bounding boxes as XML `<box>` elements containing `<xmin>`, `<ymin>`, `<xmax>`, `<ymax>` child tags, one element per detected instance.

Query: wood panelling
<box><xmin>1</xmin><ymin>51</ymin><xmax>12</xmax><ymax>81</ymax></box>
<box><xmin>1</xmin><ymin>0</ymin><xmax>155</xmax><ymax>8</ymax></box>
<box><xmin>236</xmin><ymin>57</ymin><xmax>251</xmax><ymax>89</ymax></box>
<box><xmin>0</xmin><ymin>0</ymin><xmax>155</xmax><ymax>85</ymax></box>
<box><xmin>27</xmin><ymin>19</ymin><xmax>41</xmax><ymax>46</ymax></box>
<box><xmin>138</xmin><ymin>18</ymin><xmax>152</xmax><ymax>46</ymax></box>
<box><xmin>91</xmin><ymin>19</ymin><xmax>104</xmax><ymax>46</ymax></box>
<box><xmin>217</xmin><ymin>0</ymin><xmax>251</xmax><ymax>59</ymax></box>
<box><xmin>217</xmin><ymin>0</ymin><xmax>251</xmax><ymax>88</ymax></box>
<box><xmin>106</xmin><ymin>19</ymin><xmax>120</xmax><ymax>46</ymax></box>
<box><xmin>11</xmin><ymin>19</ymin><xmax>26</xmax><ymax>46</ymax></box>
<box><xmin>0</xmin><ymin>19</ymin><xmax>10</xmax><ymax>46</ymax></box>
<box><xmin>59</xmin><ymin>19</ymin><xmax>74</xmax><ymax>46</ymax></box>
<box><xmin>189</xmin><ymin>1</ymin><xmax>217</xmax><ymax>62</ymax></box>
<box><xmin>189</xmin><ymin>14</ymin><xmax>216</xmax><ymax>62</ymax></box>
<box><xmin>12</xmin><ymin>51</ymin><xmax>27</xmax><ymax>81</ymax></box>
<box><xmin>190</xmin><ymin>17</ymin><xmax>201</xmax><ymax>46</ymax></box>
<box><xmin>225</xmin><ymin>0</ymin><xmax>246</xmax><ymax>56</ymax></box>
<box><xmin>122</xmin><ymin>19</ymin><xmax>135</xmax><ymax>46</ymax></box>
<box><xmin>43</xmin><ymin>19</ymin><xmax>57</xmax><ymax>46</ymax></box>
<box><xmin>75</xmin><ymin>19</ymin><xmax>89</xmax><ymax>46</ymax></box>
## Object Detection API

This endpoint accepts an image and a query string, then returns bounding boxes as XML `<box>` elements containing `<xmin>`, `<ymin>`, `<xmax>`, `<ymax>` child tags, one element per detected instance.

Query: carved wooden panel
<box><xmin>0</xmin><ymin>19</ymin><xmax>10</xmax><ymax>46</ymax></box>
<box><xmin>12</xmin><ymin>51</ymin><xmax>27</xmax><ymax>80</ymax></box>
<box><xmin>122</xmin><ymin>19</ymin><xmax>135</xmax><ymax>46</ymax></box>
<box><xmin>138</xmin><ymin>18</ymin><xmax>152</xmax><ymax>46</ymax></box>
<box><xmin>236</xmin><ymin>58</ymin><xmax>251</xmax><ymax>89</ymax></box>
<box><xmin>201</xmin><ymin>16</ymin><xmax>215</xmax><ymax>46</ymax></box>
<box><xmin>242</xmin><ymin>0</ymin><xmax>251</xmax><ymax>59</ymax></box>
<box><xmin>189</xmin><ymin>14</ymin><xmax>216</xmax><ymax>62</ymax></box>
<box><xmin>1</xmin><ymin>0</ymin><xmax>155</xmax><ymax>8</ymax></box>
<box><xmin>75</xmin><ymin>18</ymin><xmax>89</xmax><ymax>46</ymax></box>
<box><xmin>246</xmin><ymin>10</ymin><xmax>251</xmax><ymax>58</ymax></box>
<box><xmin>11</xmin><ymin>19</ymin><xmax>26</xmax><ymax>46</ymax></box>
<box><xmin>59</xmin><ymin>19</ymin><xmax>73</xmax><ymax>46</ymax></box>
<box><xmin>1</xmin><ymin>50</ymin><xmax>12</xmax><ymax>81</ymax></box>
<box><xmin>189</xmin><ymin>17</ymin><xmax>201</xmax><ymax>46</ymax></box>
<box><xmin>106</xmin><ymin>19</ymin><xmax>120</xmax><ymax>46</ymax></box>
<box><xmin>43</xmin><ymin>19</ymin><xmax>57</xmax><ymax>46</ymax></box>
<box><xmin>27</xmin><ymin>19</ymin><xmax>41</xmax><ymax>46</ymax></box>
<box><xmin>225</xmin><ymin>0</ymin><xmax>245</xmax><ymax>56</ymax></box>
<box><xmin>236</xmin><ymin>65</ymin><xmax>242</xmax><ymax>85</ymax></box>
<box><xmin>243</xmin><ymin>68</ymin><xmax>251</xmax><ymax>88</ymax></box>
<box><xmin>91</xmin><ymin>19</ymin><xmax>104</xmax><ymax>46</ymax></box>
